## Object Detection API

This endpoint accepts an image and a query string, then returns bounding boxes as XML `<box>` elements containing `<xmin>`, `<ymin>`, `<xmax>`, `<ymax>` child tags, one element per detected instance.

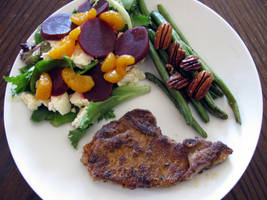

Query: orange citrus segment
<box><xmin>62</xmin><ymin>68</ymin><xmax>95</xmax><ymax>93</ymax></box>
<box><xmin>99</xmin><ymin>11</ymin><xmax>125</xmax><ymax>31</ymax></box>
<box><xmin>115</xmin><ymin>55</ymin><xmax>135</xmax><ymax>76</ymax></box>
<box><xmin>49</xmin><ymin>36</ymin><xmax>75</xmax><ymax>59</ymax></box>
<box><xmin>35</xmin><ymin>73</ymin><xmax>52</xmax><ymax>100</ymax></box>
<box><xmin>101</xmin><ymin>52</ymin><xmax>116</xmax><ymax>72</ymax></box>
<box><xmin>69</xmin><ymin>26</ymin><xmax>81</xmax><ymax>41</ymax></box>
<box><xmin>104</xmin><ymin>69</ymin><xmax>123</xmax><ymax>83</ymax></box>
<box><xmin>71</xmin><ymin>8</ymin><xmax>97</xmax><ymax>26</ymax></box>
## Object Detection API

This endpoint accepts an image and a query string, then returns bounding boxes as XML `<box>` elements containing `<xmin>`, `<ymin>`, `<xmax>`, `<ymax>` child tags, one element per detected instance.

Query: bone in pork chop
<box><xmin>81</xmin><ymin>109</ymin><xmax>232</xmax><ymax>189</ymax></box>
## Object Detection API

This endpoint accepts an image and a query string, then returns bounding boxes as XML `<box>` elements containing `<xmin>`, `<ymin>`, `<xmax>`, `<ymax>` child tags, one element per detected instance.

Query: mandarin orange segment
<box><xmin>116</xmin><ymin>55</ymin><xmax>135</xmax><ymax>67</ymax></box>
<box><xmin>115</xmin><ymin>55</ymin><xmax>135</xmax><ymax>76</ymax></box>
<box><xmin>62</xmin><ymin>68</ymin><xmax>95</xmax><ymax>93</ymax></box>
<box><xmin>99</xmin><ymin>11</ymin><xmax>125</xmax><ymax>31</ymax></box>
<box><xmin>101</xmin><ymin>52</ymin><xmax>116</xmax><ymax>72</ymax></box>
<box><xmin>49</xmin><ymin>36</ymin><xmax>76</xmax><ymax>59</ymax></box>
<box><xmin>35</xmin><ymin>73</ymin><xmax>52</xmax><ymax>100</ymax></box>
<box><xmin>71</xmin><ymin>8</ymin><xmax>97</xmax><ymax>25</ymax></box>
<box><xmin>104</xmin><ymin>69</ymin><xmax>123</xmax><ymax>83</ymax></box>
<box><xmin>115</xmin><ymin>65</ymin><xmax>127</xmax><ymax>76</ymax></box>
<box><xmin>69</xmin><ymin>26</ymin><xmax>81</xmax><ymax>41</ymax></box>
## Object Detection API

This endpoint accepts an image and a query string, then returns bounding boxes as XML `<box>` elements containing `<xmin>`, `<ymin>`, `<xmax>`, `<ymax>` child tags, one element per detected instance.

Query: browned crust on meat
<box><xmin>81</xmin><ymin>109</ymin><xmax>233</xmax><ymax>189</ymax></box>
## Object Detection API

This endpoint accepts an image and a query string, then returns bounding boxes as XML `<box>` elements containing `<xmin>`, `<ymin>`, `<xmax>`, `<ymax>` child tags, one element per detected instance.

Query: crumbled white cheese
<box><xmin>72</xmin><ymin>107</ymin><xmax>87</xmax><ymax>128</ymax></box>
<box><xmin>48</xmin><ymin>93</ymin><xmax>71</xmax><ymax>115</ymax></box>
<box><xmin>71</xmin><ymin>45</ymin><xmax>93</xmax><ymax>69</ymax></box>
<box><xmin>118</xmin><ymin>66</ymin><xmax>145</xmax><ymax>86</ymax></box>
<box><xmin>21</xmin><ymin>92</ymin><xmax>42</xmax><ymax>111</ymax></box>
<box><xmin>70</xmin><ymin>92</ymin><xmax>90</xmax><ymax>108</ymax></box>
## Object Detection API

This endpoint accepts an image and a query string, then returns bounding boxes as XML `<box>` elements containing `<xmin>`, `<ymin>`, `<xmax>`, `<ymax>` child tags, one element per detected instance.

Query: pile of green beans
<box><xmin>136</xmin><ymin>0</ymin><xmax>241</xmax><ymax>137</ymax></box>
<box><xmin>154</xmin><ymin>4</ymin><xmax>241</xmax><ymax>124</ymax></box>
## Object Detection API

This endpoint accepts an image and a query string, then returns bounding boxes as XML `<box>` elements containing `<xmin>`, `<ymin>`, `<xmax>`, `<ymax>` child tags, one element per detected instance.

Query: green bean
<box><xmin>204</xmin><ymin>93</ymin><xmax>228</xmax><ymax>119</ymax></box>
<box><xmin>190</xmin><ymin>98</ymin><xmax>210</xmax><ymax>123</ymax></box>
<box><xmin>157</xmin><ymin>4</ymin><xmax>190</xmax><ymax>45</ymax></box>
<box><xmin>145</xmin><ymin>72</ymin><xmax>207</xmax><ymax>138</ymax></box>
<box><xmin>137</xmin><ymin>0</ymin><xmax>150</xmax><ymax>16</ymax></box>
<box><xmin>148</xmin><ymin>39</ymin><xmax>193</xmax><ymax>125</ymax></box>
<box><xmin>154</xmin><ymin>5</ymin><xmax>241</xmax><ymax>124</ymax></box>
<box><xmin>210</xmin><ymin>83</ymin><xmax>224</xmax><ymax>97</ymax></box>
<box><xmin>209</xmin><ymin>90</ymin><xmax>220</xmax><ymax>100</ymax></box>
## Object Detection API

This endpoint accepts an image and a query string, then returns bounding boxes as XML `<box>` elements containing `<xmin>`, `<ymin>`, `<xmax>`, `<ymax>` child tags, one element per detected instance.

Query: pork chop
<box><xmin>81</xmin><ymin>109</ymin><xmax>233</xmax><ymax>189</ymax></box>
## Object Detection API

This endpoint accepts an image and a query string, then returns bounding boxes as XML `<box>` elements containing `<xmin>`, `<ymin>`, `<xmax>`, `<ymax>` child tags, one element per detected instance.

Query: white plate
<box><xmin>4</xmin><ymin>0</ymin><xmax>262</xmax><ymax>200</ymax></box>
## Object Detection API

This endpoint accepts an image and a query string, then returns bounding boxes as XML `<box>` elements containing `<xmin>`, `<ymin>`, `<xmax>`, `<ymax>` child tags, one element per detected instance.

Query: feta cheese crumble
<box><xmin>72</xmin><ymin>107</ymin><xmax>87</xmax><ymax>128</ymax></box>
<box><xmin>118</xmin><ymin>66</ymin><xmax>145</xmax><ymax>86</ymax></box>
<box><xmin>48</xmin><ymin>93</ymin><xmax>71</xmax><ymax>115</ymax></box>
<box><xmin>21</xmin><ymin>92</ymin><xmax>43</xmax><ymax>111</ymax></box>
<box><xmin>71</xmin><ymin>45</ymin><xmax>93</xmax><ymax>69</ymax></box>
<box><xmin>70</xmin><ymin>92</ymin><xmax>90</xmax><ymax>108</ymax></box>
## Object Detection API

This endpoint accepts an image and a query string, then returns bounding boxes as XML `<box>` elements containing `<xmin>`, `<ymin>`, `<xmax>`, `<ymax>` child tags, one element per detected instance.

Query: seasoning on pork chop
<box><xmin>81</xmin><ymin>109</ymin><xmax>233</xmax><ymax>189</ymax></box>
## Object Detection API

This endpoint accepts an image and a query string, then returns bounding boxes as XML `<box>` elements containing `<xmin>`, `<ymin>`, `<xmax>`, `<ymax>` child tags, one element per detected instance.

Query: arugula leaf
<box><xmin>72</xmin><ymin>9</ymin><xmax>78</xmax><ymax>14</ymax></box>
<box><xmin>4</xmin><ymin>69</ymin><xmax>33</xmax><ymax>96</ymax></box>
<box><xmin>31</xmin><ymin>106</ymin><xmax>77</xmax><ymax>127</ymax></box>
<box><xmin>131</xmin><ymin>14</ymin><xmax>151</xmax><ymax>27</ymax></box>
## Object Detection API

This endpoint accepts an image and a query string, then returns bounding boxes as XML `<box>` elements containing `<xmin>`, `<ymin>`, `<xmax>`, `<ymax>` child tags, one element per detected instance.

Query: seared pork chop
<box><xmin>81</xmin><ymin>109</ymin><xmax>232</xmax><ymax>189</ymax></box>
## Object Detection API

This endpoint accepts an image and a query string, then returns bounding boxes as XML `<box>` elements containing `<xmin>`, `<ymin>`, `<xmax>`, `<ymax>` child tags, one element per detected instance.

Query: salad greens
<box><xmin>4</xmin><ymin>0</ymin><xmax>151</xmax><ymax>149</ymax></box>
<box><xmin>31</xmin><ymin>106</ymin><xmax>77</xmax><ymax>127</ymax></box>
<box><xmin>69</xmin><ymin>84</ymin><xmax>150</xmax><ymax>148</ymax></box>
<box><xmin>4</xmin><ymin>69</ymin><xmax>33</xmax><ymax>96</ymax></box>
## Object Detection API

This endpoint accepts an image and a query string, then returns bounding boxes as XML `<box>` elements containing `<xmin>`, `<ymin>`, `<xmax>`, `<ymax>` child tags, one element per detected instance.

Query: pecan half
<box><xmin>165</xmin><ymin>64</ymin><xmax>174</xmax><ymax>75</ymax></box>
<box><xmin>187</xmin><ymin>70</ymin><xmax>213</xmax><ymax>100</ymax></box>
<box><xmin>168</xmin><ymin>41</ymin><xmax>186</xmax><ymax>67</ymax></box>
<box><xmin>154</xmin><ymin>23</ymin><xmax>173</xmax><ymax>50</ymax></box>
<box><xmin>167</xmin><ymin>72</ymin><xmax>190</xmax><ymax>90</ymax></box>
<box><xmin>180</xmin><ymin>55</ymin><xmax>202</xmax><ymax>71</ymax></box>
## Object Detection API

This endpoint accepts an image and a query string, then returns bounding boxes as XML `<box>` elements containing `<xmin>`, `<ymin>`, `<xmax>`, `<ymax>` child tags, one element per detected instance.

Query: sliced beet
<box><xmin>41</xmin><ymin>13</ymin><xmax>72</xmax><ymax>40</ymax></box>
<box><xmin>115</xmin><ymin>26</ymin><xmax>149</xmax><ymax>63</ymax></box>
<box><xmin>77</xmin><ymin>0</ymin><xmax>92</xmax><ymax>13</ymax></box>
<box><xmin>94</xmin><ymin>0</ymin><xmax>109</xmax><ymax>15</ymax></box>
<box><xmin>83</xmin><ymin>64</ymin><xmax>113</xmax><ymax>102</ymax></box>
<box><xmin>49</xmin><ymin>67</ymin><xmax>69</xmax><ymax>96</ymax></box>
<box><xmin>79</xmin><ymin>18</ymin><xmax>116</xmax><ymax>58</ymax></box>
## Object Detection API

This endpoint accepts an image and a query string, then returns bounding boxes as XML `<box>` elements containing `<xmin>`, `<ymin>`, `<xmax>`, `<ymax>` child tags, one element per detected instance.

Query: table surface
<box><xmin>0</xmin><ymin>0</ymin><xmax>266</xmax><ymax>199</ymax></box>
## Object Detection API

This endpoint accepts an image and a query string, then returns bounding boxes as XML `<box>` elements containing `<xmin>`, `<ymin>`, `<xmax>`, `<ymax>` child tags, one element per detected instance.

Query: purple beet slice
<box><xmin>49</xmin><ymin>67</ymin><xmax>69</xmax><ymax>96</ymax></box>
<box><xmin>41</xmin><ymin>13</ymin><xmax>72</xmax><ymax>40</ymax></box>
<box><xmin>77</xmin><ymin>0</ymin><xmax>92</xmax><ymax>13</ymax></box>
<box><xmin>114</xmin><ymin>26</ymin><xmax>149</xmax><ymax>63</ymax></box>
<box><xmin>83</xmin><ymin>64</ymin><xmax>113</xmax><ymax>102</ymax></box>
<box><xmin>78</xmin><ymin>18</ymin><xmax>116</xmax><ymax>58</ymax></box>
<box><xmin>94</xmin><ymin>0</ymin><xmax>109</xmax><ymax>15</ymax></box>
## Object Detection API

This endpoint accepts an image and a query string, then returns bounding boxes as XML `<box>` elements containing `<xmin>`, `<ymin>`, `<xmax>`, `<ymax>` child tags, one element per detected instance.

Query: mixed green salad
<box><xmin>4</xmin><ymin>0</ymin><xmax>241</xmax><ymax>148</ymax></box>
